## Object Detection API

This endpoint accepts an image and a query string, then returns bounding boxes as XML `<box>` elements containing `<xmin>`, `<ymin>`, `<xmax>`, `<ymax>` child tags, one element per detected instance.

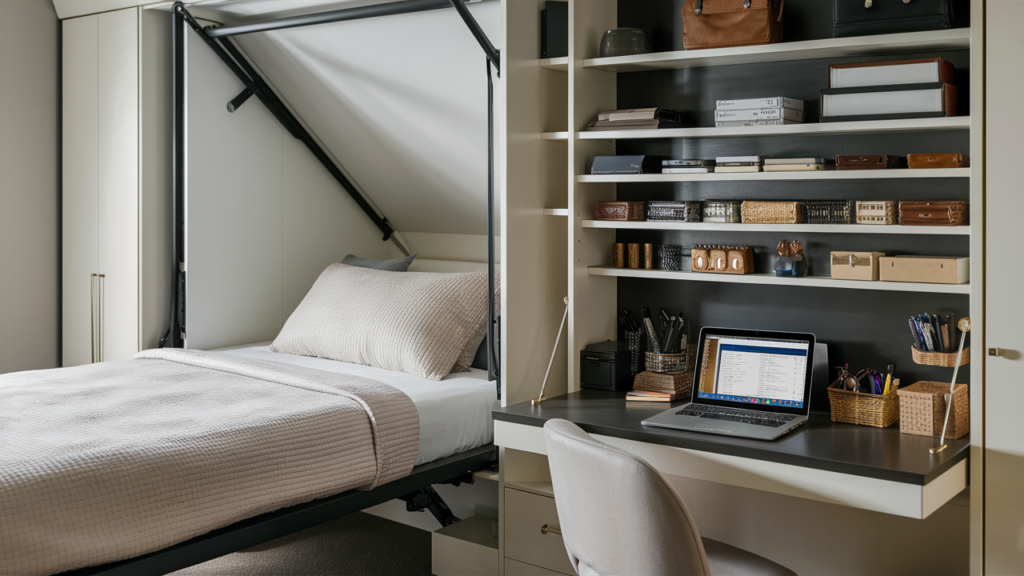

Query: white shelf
<box><xmin>542</xmin><ymin>131</ymin><xmax>569</xmax><ymax>141</ymax></box>
<box><xmin>544</xmin><ymin>208</ymin><xmax>569</xmax><ymax>216</ymax></box>
<box><xmin>579</xmin><ymin>168</ymin><xmax>970</xmax><ymax>183</ymax></box>
<box><xmin>539</xmin><ymin>57</ymin><xmax>568</xmax><ymax>72</ymax></box>
<box><xmin>588</xmin><ymin>266</ymin><xmax>970</xmax><ymax>294</ymax></box>
<box><xmin>578</xmin><ymin>117</ymin><xmax>970</xmax><ymax>140</ymax></box>
<box><xmin>583</xmin><ymin>29</ymin><xmax>971</xmax><ymax>72</ymax></box>
<box><xmin>582</xmin><ymin>220</ymin><xmax>970</xmax><ymax>235</ymax></box>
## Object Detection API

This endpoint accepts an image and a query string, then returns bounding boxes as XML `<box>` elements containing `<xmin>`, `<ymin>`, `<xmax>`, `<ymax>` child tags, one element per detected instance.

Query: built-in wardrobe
<box><xmin>62</xmin><ymin>7</ymin><xmax>169</xmax><ymax>367</ymax></box>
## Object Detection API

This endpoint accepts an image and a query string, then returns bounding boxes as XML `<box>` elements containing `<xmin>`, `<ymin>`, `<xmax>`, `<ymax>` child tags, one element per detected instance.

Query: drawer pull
<box><xmin>541</xmin><ymin>524</ymin><xmax>561</xmax><ymax>536</ymax></box>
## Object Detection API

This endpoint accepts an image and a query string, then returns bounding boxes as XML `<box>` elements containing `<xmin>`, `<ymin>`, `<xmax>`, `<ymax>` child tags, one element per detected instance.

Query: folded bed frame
<box><xmin>61</xmin><ymin>2</ymin><xmax>503</xmax><ymax>573</ymax></box>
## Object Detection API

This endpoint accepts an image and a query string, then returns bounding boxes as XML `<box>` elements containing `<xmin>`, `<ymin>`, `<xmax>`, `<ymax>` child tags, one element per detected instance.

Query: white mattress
<box><xmin>217</xmin><ymin>344</ymin><xmax>497</xmax><ymax>466</ymax></box>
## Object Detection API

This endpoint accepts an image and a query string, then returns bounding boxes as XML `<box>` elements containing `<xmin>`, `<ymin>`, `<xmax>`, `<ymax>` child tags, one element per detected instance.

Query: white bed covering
<box><xmin>218</xmin><ymin>344</ymin><xmax>498</xmax><ymax>466</ymax></box>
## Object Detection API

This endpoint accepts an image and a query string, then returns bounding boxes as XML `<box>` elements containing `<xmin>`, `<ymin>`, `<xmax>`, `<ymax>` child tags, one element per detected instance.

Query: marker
<box><xmin>883</xmin><ymin>364</ymin><xmax>894</xmax><ymax>395</ymax></box>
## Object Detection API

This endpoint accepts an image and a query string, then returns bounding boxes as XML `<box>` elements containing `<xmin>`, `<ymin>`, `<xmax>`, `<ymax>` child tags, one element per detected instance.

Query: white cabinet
<box><xmin>62</xmin><ymin>7</ymin><xmax>169</xmax><ymax>367</ymax></box>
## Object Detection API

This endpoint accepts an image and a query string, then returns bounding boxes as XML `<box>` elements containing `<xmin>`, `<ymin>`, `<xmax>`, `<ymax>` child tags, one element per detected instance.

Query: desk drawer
<box><xmin>503</xmin><ymin>488</ymin><xmax>575</xmax><ymax>575</ymax></box>
<box><xmin>504</xmin><ymin>558</ymin><xmax>572</xmax><ymax>576</ymax></box>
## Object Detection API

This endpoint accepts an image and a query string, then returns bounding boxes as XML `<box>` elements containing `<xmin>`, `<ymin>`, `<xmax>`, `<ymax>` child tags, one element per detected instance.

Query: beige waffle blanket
<box><xmin>0</xmin><ymin>349</ymin><xmax>419</xmax><ymax>576</ymax></box>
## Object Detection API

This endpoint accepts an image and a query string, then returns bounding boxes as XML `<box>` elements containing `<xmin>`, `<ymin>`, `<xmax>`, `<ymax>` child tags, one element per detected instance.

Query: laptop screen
<box><xmin>695</xmin><ymin>334</ymin><xmax>810</xmax><ymax>409</ymax></box>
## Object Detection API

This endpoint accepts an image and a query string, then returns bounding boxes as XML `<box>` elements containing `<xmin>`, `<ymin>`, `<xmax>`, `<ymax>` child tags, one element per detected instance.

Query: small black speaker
<box><xmin>540</xmin><ymin>1</ymin><xmax>568</xmax><ymax>59</ymax></box>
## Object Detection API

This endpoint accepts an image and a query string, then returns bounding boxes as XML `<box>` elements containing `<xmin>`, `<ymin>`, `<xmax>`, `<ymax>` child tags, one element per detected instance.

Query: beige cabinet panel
<box><xmin>503</xmin><ymin>488</ymin><xmax>575</xmax><ymax>575</ymax></box>
<box><xmin>62</xmin><ymin>15</ymin><xmax>99</xmax><ymax>368</ymax></box>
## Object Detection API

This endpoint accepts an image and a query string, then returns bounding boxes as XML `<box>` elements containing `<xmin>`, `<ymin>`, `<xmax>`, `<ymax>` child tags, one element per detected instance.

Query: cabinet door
<box><xmin>985</xmin><ymin>1</ymin><xmax>1024</xmax><ymax>573</ymax></box>
<box><xmin>62</xmin><ymin>15</ymin><xmax>99</xmax><ymax>368</ymax></box>
<box><xmin>97</xmin><ymin>8</ymin><xmax>140</xmax><ymax>361</ymax></box>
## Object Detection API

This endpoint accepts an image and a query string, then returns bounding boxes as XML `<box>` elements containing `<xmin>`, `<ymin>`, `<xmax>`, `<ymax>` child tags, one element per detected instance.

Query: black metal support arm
<box><xmin>160</xmin><ymin>4</ymin><xmax>186</xmax><ymax>349</ymax></box>
<box><xmin>450</xmin><ymin>0</ymin><xmax>500</xmax><ymax>72</ymax></box>
<box><xmin>207</xmin><ymin>0</ymin><xmax>454</xmax><ymax>37</ymax></box>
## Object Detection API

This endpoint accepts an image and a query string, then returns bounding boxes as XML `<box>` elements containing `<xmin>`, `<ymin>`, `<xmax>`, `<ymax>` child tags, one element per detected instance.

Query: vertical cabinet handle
<box><xmin>90</xmin><ymin>273</ymin><xmax>105</xmax><ymax>363</ymax></box>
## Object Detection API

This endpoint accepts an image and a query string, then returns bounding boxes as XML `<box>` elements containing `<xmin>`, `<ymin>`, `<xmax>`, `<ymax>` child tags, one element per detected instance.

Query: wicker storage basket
<box><xmin>633</xmin><ymin>371</ymin><xmax>692</xmax><ymax>397</ymax></box>
<box><xmin>911</xmin><ymin>346</ymin><xmax>970</xmax><ymax>367</ymax></box>
<box><xmin>645</xmin><ymin>350</ymin><xmax>688</xmax><ymax>373</ymax></box>
<box><xmin>897</xmin><ymin>382</ymin><xmax>969</xmax><ymax>439</ymax></box>
<box><xmin>828</xmin><ymin>378</ymin><xmax>900</xmax><ymax>428</ymax></box>
<box><xmin>741</xmin><ymin>201</ymin><xmax>805</xmax><ymax>224</ymax></box>
<box><xmin>805</xmin><ymin>200</ymin><xmax>854</xmax><ymax>224</ymax></box>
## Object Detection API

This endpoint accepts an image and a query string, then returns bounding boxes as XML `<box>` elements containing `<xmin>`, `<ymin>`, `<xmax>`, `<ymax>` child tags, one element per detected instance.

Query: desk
<box><xmin>493</xmin><ymin>391</ymin><xmax>968</xmax><ymax>519</ymax></box>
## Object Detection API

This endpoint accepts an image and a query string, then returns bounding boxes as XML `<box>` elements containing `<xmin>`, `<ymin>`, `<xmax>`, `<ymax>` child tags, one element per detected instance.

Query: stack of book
<box><xmin>821</xmin><ymin>58</ymin><xmax>957</xmax><ymax>122</ymax></box>
<box><xmin>714</xmin><ymin>97</ymin><xmax>805</xmax><ymax>127</ymax></box>
<box><xmin>715</xmin><ymin>156</ymin><xmax>762</xmax><ymax>173</ymax></box>
<box><xmin>586</xmin><ymin>108</ymin><xmax>687</xmax><ymax>131</ymax></box>
<box><xmin>763</xmin><ymin>157</ymin><xmax>834</xmax><ymax>172</ymax></box>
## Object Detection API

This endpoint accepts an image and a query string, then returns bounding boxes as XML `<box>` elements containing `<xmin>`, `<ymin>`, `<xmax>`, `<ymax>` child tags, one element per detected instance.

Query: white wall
<box><xmin>185</xmin><ymin>25</ymin><xmax>404</xmax><ymax>350</ymax></box>
<box><xmin>0</xmin><ymin>0</ymin><xmax>59</xmax><ymax>374</ymax></box>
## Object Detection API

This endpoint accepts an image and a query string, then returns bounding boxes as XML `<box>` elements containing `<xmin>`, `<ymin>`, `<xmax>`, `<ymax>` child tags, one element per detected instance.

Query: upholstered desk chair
<box><xmin>543</xmin><ymin>419</ymin><xmax>797</xmax><ymax>576</ymax></box>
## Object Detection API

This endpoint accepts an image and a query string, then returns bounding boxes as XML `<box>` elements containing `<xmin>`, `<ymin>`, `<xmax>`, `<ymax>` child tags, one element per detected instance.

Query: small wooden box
<box><xmin>594</xmin><ymin>201</ymin><xmax>645</xmax><ymax>221</ymax></box>
<box><xmin>856</xmin><ymin>201</ymin><xmax>897</xmax><ymax>225</ymax></box>
<box><xmin>899</xmin><ymin>201</ymin><xmax>969</xmax><ymax>226</ymax></box>
<box><xmin>898</xmin><ymin>382</ymin><xmax>969</xmax><ymax>440</ymax></box>
<box><xmin>741</xmin><ymin>201</ymin><xmax>805</xmax><ymax>224</ymax></box>
<box><xmin>830</xmin><ymin>251</ymin><xmax>885</xmax><ymax>281</ymax></box>
<box><xmin>692</xmin><ymin>245</ymin><xmax>754</xmax><ymax>274</ymax></box>
<box><xmin>879</xmin><ymin>256</ymin><xmax>969</xmax><ymax>285</ymax></box>
<box><xmin>907</xmin><ymin>153</ymin><xmax>969</xmax><ymax>169</ymax></box>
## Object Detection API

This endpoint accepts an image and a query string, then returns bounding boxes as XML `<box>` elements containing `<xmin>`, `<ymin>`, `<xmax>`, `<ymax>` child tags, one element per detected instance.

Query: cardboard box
<box><xmin>879</xmin><ymin>256</ymin><xmax>969</xmax><ymax>284</ymax></box>
<box><xmin>830</xmin><ymin>251</ymin><xmax>885</xmax><ymax>281</ymax></box>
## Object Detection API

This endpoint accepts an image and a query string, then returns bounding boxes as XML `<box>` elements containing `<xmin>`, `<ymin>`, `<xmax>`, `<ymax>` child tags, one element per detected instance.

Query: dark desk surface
<box><xmin>494</xmin><ymin>391</ymin><xmax>969</xmax><ymax>486</ymax></box>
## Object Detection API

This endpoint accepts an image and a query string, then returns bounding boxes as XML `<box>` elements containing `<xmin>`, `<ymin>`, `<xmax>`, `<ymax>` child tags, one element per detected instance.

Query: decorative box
<box><xmin>828</xmin><ymin>378</ymin><xmax>900</xmax><ymax>428</ymax></box>
<box><xmin>899</xmin><ymin>201</ymin><xmax>969</xmax><ymax>226</ymax></box>
<box><xmin>741</xmin><ymin>201</ymin><xmax>805</xmax><ymax>224</ymax></box>
<box><xmin>646</xmin><ymin>201</ymin><xmax>702</xmax><ymax>222</ymax></box>
<box><xmin>805</xmin><ymin>200</ymin><xmax>854</xmax><ymax>224</ymax></box>
<box><xmin>656</xmin><ymin>245</ymin><xmax>683</xmax><ymax>271</ymax></box>
<box><xmin>837</xmin><ymin>154</ymin><xmax>906</xmax><ymax>170</ymax></box>
<box><xmin>879</xmin><ymin>256</ymin><xmax>970</xmax><ymax>285</ymax></box>
<box><xmin>830</xmin><ymin>251</ymin><xmax>885</xmax><ymax>281</ymax></box>
<box><xmin>692</xmin><ymin>245</ymin><xmax>754</xmax><ymax>275</ymax></box>
<box><xmin>702</xmin><ymin>201</ymin><xmax>742</xmax><ymax>223</ymax></box>
<box><xmin>595</xmin><ymin>201</ymin><xmax>645</xmax><ymax>221</ymax></box>
<box><xmin>898</xmin><ymin>382</ymin><xmax>969</xmax><ymax>440</ymax></box>
<box><xmin>856</xmin><ymin>201</ymin><xmax>897</xmax><ymax>225</ymax></box>
<box><xmin>908</xmin><ymin>153</ymin><xmax>969</xmax><ymax>169</ymax></box>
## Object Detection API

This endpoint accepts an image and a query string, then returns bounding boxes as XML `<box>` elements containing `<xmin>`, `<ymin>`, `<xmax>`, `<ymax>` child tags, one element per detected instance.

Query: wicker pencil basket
<box><xmin>911</xmin><ymin>346</ymin><xmax>970</xmax><ymax>367</ymax></box>
<box><xmin>827</xmin><ymin>378</ymin><xmax>901</xmax><ymax>428</ymax></box>
<box><xmin>645</xmin><ymin>350</ymin><xmax>688</xmax><ymax>373</ymax></box>
<box><xmin>898</xmin><ymin>382</ymin><xmax>969</xmax><ymax>439</ymax></box>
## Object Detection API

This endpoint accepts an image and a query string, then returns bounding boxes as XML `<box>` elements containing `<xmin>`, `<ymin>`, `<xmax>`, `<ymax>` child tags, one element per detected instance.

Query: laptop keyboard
<box><xmin>676</xmin><ymin>405</ymin><xmax>798</xmax><ymax>428</ymax></box>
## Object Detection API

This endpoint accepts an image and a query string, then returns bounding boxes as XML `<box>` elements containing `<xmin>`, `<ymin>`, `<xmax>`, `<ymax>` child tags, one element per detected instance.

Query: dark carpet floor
<box><xmin>169</xmin><ymin>512</ymin><xmax>432</xmax><ymax>576</ymax></box>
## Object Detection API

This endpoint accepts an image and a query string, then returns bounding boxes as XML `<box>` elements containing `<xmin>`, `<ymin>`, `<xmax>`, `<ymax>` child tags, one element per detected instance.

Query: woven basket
<box><xmin>633</xmin><ymin>371</ymin><xmax>693</xmax><ymax>396</ymax></box>
<box><xmin>741</xmin><ymin>201</ymin><xmax>805</xmax><ymax>224</ymax></box>
<box><xmin>827</xmin><ymin>378</ymin><xmax>900</xmax><ymax>428</ymax></box>
<box><xmin>897</xmin><ymin>382</ymin><xmax>969</xmax><ymax>439</ymax></box>
<box><xmin>645</xmin><ymin>350</ymin><xmax>688</xmax><ymax>373</ymax></box>
<box><xmin>911</xmin><ymin>346</ymin><xmax>970</xmax><ymax>367</ymax></box>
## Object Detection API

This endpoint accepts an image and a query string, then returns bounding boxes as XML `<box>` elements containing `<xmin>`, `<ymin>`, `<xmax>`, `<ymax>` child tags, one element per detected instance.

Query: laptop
<box><xmin>642</xmin><ymin>327</ymin><xmax>815</xmax><ymax>441</ymax></box>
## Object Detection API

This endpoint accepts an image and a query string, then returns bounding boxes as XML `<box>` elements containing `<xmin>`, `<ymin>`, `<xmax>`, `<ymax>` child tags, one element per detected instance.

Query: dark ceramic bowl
<box><xmin>599</xmin><ymin>28</ymin><xmax>653</xmax><ymax>58</ymax></box>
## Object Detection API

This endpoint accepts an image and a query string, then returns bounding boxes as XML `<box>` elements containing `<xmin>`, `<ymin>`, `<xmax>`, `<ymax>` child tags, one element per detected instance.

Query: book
<box><xmin>662</xmin><ymin>167</ymin><xmax>714</xmax><ymax>174</ymax></box>
<box><xmin>626</xmin><ymin>390</ymin><xmax>684</xmax><ymax>402</ymax></box>
<box><xmin>714</xmin><ymin>119</ymin><xmax>800</xmax><ymax>127</ymax></box>
<box><xmin>585</xmin><ymin>119</ymin><xmax>688</xmax><ymax>131</ymax></box>
<box><xmin>596</xmin><ymin>108</ymin><xmax>684</xmax><ymax>123</ymax></box>
<box><xmin>715</xmin><ymin>107</ymin><xmax>805</xmax><ymax>122</ymax></box>
<box><xmin>662</xmin><ymin>159</ymin><xmax>716</xmax><ymax>167</ymax></box>
<box><xmin>716</xmin><ymin>97</ymin><xmax>804</xmax><ymax>111</ymax></box>
<box><xmin>829</xmin><ymin>58</ymin><xmax>954</xmax><ymax>90</ymax></box>
<box><xmin>762</xmin><ymin>164</ymin><xmax>829</xmax><ymax>172</ymax></box>
<box><xmin>716</xmin><ymin>165</ymin><xmax>762</xmax><ymax>173</ymax></box>
<box><xmin>764</xmin><ymin>158</ymin><xmax>828</xmax><ymax>165</ymax></box>
<box><xmin>821</xmin><ymin>82</ymin><xmax>956</xmax><ymax>121</ymax></box>
<box><xmin>716</xmin><ymin>156</ymin><xmax>762</xmax><ymax>164</ymax></box>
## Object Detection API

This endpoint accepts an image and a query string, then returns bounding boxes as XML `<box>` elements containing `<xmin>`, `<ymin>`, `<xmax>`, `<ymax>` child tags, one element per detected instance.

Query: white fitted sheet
<box><xmin>217</xmin><ymin>344</ymin><xmax>497</xmax><ymax>466</ymax></box>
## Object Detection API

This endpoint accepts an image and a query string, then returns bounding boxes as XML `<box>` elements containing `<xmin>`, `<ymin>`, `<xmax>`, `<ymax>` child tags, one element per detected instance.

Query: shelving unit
<box><xmin>582</xmin><ymin>220</ymin><xmax>970</xmax><ymax>235</ymax></box>
<box><xmin>588</xmin><ymin>266</ymin><xmax>970</xmax><ymax>295</ymax></box>
<box><xmin>579</xmin><ymin>168</ymin><xmax>970</xmax><ymax>183</ymax></box>
<box><xmin>577</xmin><ymin>116</ymin><xmax>970</xmax><ymax>140</ymax></box>
<box><xmin>544</xmin><ymin>208</ymin><xmax>569</xmax><ymax>216</ymax></box>
<box><xmin>542</xmin><ymin>131</ymin><xmax>569</xmax><ymax>140</ymax></box>
<box><xmin>538</xmin><ymin>56</ymin><xmax>568</xmax><ymax>71</ymax></box>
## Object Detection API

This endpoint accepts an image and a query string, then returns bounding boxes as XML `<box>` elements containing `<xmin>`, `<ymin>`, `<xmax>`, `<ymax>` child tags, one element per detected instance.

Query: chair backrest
<box><xmin>543</xmin><ymin>419</ymin><xmax>711</xmax><ymax>576</ymax></box>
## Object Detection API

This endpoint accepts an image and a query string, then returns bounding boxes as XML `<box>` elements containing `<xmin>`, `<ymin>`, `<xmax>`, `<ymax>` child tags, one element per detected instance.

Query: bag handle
<box><xmin>695</xmin><ymin>0</ymin><xmax>784</xmax><ymax>22</ymax></box>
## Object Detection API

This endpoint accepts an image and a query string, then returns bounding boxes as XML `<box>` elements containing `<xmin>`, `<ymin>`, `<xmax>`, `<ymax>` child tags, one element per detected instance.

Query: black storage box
<box><xmin>591</xmin><ymin>155</ymin><xmax>666</xmax><ymax>175</ymax></box>
<box><xmin>833</xmin><ymin>0</ymin><xmax>969</xmax><ymax>38</ymax></box>
<box><xmin>540</xmin><ymin>1</ymin><xmax>568</xmax><ymax>59</ymax></box>
<box><xmin>581</xmin><ymin>341</ymin><xmax>633</xmax><ymax>392</ymax></box>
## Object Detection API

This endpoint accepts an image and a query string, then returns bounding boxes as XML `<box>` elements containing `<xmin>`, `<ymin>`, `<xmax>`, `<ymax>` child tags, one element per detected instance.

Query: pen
<box><xmin>909</xmin><ymin>318</ymin><xmax>924</xmax><ymax>350</ymax></box>
<box><xmin>883</xmin><ymin>364</ymin><xmax>894</xmax><ymax>395</ymax></box>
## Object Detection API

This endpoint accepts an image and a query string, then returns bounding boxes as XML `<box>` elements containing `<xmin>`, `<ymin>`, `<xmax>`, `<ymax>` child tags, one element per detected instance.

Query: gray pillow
<box><xmin>341</xmin><ymin>253</ymin><xmax>417</xmax><ymax>272</ymax></box>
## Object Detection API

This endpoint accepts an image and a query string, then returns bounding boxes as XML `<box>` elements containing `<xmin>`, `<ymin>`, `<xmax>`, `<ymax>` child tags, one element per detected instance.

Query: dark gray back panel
<box><xmin>608</xmin><ymin>0</ymin><xmax>972</xmax><ymax>404</ymax></box>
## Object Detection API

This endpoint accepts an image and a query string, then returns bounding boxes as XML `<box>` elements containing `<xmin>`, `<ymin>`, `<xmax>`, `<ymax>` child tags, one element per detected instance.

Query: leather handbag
<box><xmin>836</xmin><ymin>155</ymin><xmax>906</xmax><ymax>170</ymax></box>
<box><xmin>898</xmin><ymin>201</ymin><xmax>969</xmax><ymax>226</ymax></box>
<box><xmin>682</xmin><ymin>0</ymin><xmax>784</xmax><ymax>50</ymax></box>
<box><xmin>833</xmin><ymin>0</ymin><xmax>969</xmax><ymax>39</ymax></box>
<box><xmin>907</xmin><ymin>153</ymin><xmax>969</xmax><ymax>169</ymax></box>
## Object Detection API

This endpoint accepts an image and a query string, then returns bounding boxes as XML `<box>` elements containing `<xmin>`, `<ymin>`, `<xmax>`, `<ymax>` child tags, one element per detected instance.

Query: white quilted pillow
<box><xmin>271</xmin><ymin>263</ymin><xmax>489</xmax><ymax>380</ymax></box>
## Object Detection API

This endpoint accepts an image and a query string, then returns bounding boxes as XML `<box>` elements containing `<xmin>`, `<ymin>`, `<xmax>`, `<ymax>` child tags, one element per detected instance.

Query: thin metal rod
<box><xmin>486</xmin><ymin>57</ymin><xmax>499</xmax><ymax>395</ymax></box>
<box><xmin>938</xmin><ymin>330</ymin><xmax>968</xmax><ymax>448</ymax></box>
<box><xmin>450</xmin><ymin>0</ymin><xmax>500</xmax><ymax>72</ymax></box>
<box><xmin>162</xmin><ymin>3</ymin><xmax>186</xmax><ymax>349</ymax></box>
<box><xmin>536</xmin><ymin>303</ymin><xmax>569</xmax><ymax>404</ymax></box>
<box><xmin>207</xmin><ymin>0</ymin><xmax>453</xmax><ymax>37</ymax></box>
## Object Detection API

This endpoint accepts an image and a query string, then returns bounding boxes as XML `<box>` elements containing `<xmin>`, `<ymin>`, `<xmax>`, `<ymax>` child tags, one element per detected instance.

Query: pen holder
<box><xmin>645</xmin><ymin>350</ymin><xmax>688</xmax><ymax>374</ymax></box>
<box><xmin>911</xmin><ymin>346</ymin><xmax>970</xmax><ymax>368</ymax></box>
<box><xmin>625</xmin><ymin>329</ymin><xmax>645</xmax><ymax>376</ymax></box>
<box><xmin>827</xmin><ymin>378</ymin><xmax>900</xmax><ymax>428</ymax></box>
